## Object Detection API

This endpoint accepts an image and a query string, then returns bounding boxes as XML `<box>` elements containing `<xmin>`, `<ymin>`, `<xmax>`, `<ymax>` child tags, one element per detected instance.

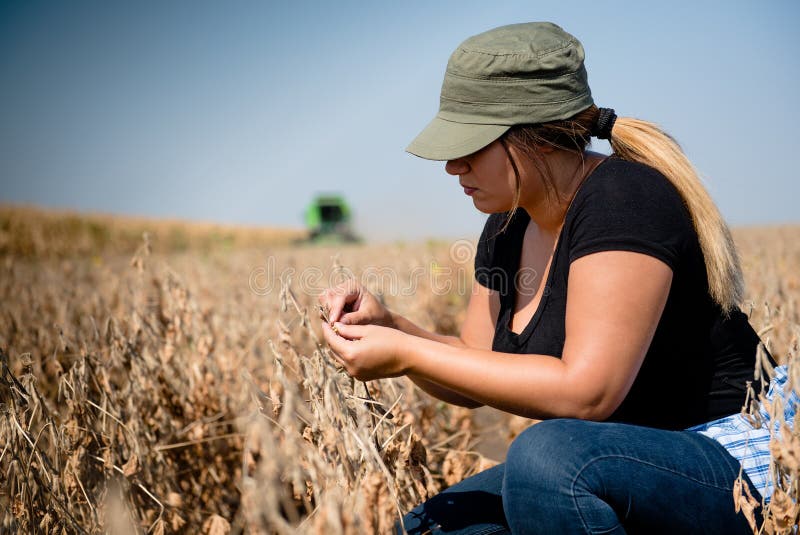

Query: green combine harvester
<box><xmin>302</xmin><ymin>194</ymin><xmax>361</xmax><ymax>244</ymax></box>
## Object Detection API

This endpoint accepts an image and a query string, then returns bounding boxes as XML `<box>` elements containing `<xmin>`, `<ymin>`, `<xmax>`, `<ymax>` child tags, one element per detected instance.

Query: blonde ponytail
<box><xmin>500</xmin><ymin>107</ymin><xmax>744</xmax><ymax>312</ymax></box>
<box><xmin>609</xmin><ymin>117</ymin><xmax>743</xmax><ymax>312</ymax></box>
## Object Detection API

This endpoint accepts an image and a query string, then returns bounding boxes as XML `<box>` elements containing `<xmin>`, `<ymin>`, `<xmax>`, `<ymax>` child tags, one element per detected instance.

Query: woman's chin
<box><xmin>472</xmin><ymin>198</ymin><xmax>513</xmax><ymax>215</ymax></box>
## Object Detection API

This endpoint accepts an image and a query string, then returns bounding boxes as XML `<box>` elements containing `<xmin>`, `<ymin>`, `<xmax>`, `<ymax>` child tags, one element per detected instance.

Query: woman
<box><xmin>318</xmin><ymin>22</ymin><xmax>783</xmax><ymax>533</ymax></box>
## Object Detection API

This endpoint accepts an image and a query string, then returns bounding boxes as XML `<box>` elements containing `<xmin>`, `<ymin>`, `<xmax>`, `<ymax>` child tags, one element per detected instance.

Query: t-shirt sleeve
<box><xmin>474</xmin><ymin>213</ymin><xmax>508</xmax><ymax>291</ymax></box>
<box><xmin>567</xmin><ymin>162</ymin><xmax>693</xmax><ymax>270</ymax></box>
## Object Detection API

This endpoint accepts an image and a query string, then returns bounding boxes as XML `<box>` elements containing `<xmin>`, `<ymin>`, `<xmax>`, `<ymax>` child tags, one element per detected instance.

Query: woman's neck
<box><xmin>520</xmin><ymin>150</ymin><xmax>606</xmax><ymax>234</ymax></box>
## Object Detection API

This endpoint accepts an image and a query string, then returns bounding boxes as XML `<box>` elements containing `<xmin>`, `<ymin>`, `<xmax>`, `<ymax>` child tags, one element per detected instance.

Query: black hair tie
<box><xmin>593</xmin><ymin>108</ymin><xmax>617</xmax><ymax>140</ymax></box>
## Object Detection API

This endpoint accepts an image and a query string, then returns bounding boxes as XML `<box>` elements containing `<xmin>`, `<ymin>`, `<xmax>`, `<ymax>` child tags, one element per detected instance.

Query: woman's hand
<box><xmin>321</xmin><ymin>321</ymin><xmax>411</xmax><ymax>381</ymax></box>
<box><xmin>317</xmin><ymin>279</ymin><xmax>394</xmax><ymax>327</ymax></box>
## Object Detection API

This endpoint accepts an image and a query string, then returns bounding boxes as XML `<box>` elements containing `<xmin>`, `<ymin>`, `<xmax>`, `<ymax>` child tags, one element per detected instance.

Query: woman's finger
<box><xmin>328</xmin><ymin>284</ymin><xmax>361</xmax><ymax>324</ymax></box>
<box><xmin>322</xmin><ymin>325</ymin><xmax>356</xmax><ymax>379</ymax></box>
<box><xmin>321</xmin><ymin>322</ymin><xmax>347</xmax><ymax>354</ymax></box>
<box><xmin>331</xmin><ymin>322</ymin><xmax>365</xmax><ymax>340</ymax></box>
<box><xmin>339</xmin><ymin>311</ymin><xmax>365</xmax><ymax>325</ymax></box>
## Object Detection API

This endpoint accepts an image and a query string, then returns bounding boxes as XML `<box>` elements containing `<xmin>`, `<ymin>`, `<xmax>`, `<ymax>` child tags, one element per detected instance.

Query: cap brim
<box><xmin>405</xmin><ymin>116</ymin><xmax>510</xmax><ymax>161</ymax></box>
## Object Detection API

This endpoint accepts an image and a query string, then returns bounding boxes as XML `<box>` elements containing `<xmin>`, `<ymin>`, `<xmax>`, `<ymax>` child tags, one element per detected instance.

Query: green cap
<box><xmin>406</xmin><ymin>22</ymin><xmax>594</xmax><ymax>161</ymax></box>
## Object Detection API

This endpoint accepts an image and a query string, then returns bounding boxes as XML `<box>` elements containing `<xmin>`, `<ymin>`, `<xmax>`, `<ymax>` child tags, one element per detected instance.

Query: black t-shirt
<box><xmin>474</xmin><ymin>157</ymin><xmax>769</xmax><ymax>430</ymax></box>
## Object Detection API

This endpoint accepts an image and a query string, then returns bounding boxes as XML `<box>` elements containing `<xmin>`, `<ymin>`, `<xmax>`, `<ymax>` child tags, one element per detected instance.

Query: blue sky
<box><xmin>1</xmin><ymin>1</ymin><xmax>798</xmax><ymax>242</ymax></box>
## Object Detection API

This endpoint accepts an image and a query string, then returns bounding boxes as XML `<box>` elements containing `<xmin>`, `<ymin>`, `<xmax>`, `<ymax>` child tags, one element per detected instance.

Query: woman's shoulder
<box><xmin>579</xmin><ymin>156</ymin><xmax>685</xmax><ymax>204</ymax></box>
<box><xmin>566</xmin><ymin>157</ymin><xmax>697</xmax><ymax>270</ymax></box>
<box><xmin>571</xmin><ymin>156</ymin><xmax>693</xmax><ymax>230</ymax></box>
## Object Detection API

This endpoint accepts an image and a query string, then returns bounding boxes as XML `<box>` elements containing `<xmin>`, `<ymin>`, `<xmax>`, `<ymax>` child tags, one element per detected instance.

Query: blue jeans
<box><xmin>398</xmin><ymin>419</ymin><xmax>762</xmax><ymax>534</ymax></box>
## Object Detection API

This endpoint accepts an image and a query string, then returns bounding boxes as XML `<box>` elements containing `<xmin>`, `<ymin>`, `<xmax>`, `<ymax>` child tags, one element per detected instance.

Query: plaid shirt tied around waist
<box><xmin>686</xmin><ymin>364</ymin><xmax>797</xmax><ymax>504</ymax></box>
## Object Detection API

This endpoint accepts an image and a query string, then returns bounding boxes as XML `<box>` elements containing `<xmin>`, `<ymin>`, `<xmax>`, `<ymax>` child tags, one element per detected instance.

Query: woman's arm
<box><xmin>393</xmin><ymin>320</ymin><xmax>481</xmax><ymax>408</ymax></box>
<box><xmin>392</xmin><ymin>317</ymin><xmax>475</xmax><ymax>406</ymax></box>
<box><xmin>322</xmin><ymin>250</ymin><xmax>671</xmax><ymax>418</ymax></box>
<box><xmin>320</xmin><ymin>277</ymin><xmax>501</xmax><ymax>408</ymax></box>
<box><xmin>392</xmin><ymin>250</ymin><xmax>672</xmax><ymax>420</ymax></box>
<box><xmin>388</xmin><ymin>311</ymin><xmax>465</xmax><ymax>346</ymax></box>
<box><xmin>320</xmin><ymin>279</ymin><xmax>481</xmax><ymax>348</ymax></box>
<box><xmin>394</xmin><ymin>281</ymin><xmax>500</xmax><ymax>408</ymax></box>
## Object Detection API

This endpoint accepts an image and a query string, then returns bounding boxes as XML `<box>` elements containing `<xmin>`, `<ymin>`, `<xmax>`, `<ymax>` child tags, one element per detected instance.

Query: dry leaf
<box><xmin>203</xmin><ymin>514</ymin><xmax>231</xmax><ymax>535</ymax></box>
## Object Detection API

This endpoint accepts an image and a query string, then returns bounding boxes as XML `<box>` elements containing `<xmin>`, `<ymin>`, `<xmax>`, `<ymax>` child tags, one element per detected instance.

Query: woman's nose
<box><xmin>445</xmin><ymin>158</ymin><xmax>469</xmax><ymax>176</ymax></box>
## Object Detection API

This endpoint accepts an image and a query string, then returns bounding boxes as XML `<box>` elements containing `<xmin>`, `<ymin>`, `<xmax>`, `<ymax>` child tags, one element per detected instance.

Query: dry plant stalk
<box><xmin>734</xmin><ymin>336</ymin><xmax>800</xmax><ymax>533</ymax></box>
<box><xmin>1</xmin><ymin>227</ymin><xmax>489</xmax><ymax>533</ymax></box>
<box><xmin>1</xmin><ymin>218</ymin><xmax>798</xmax><ymax>533</ymax></box>
<box><xmin>237</xmin><ymin>276</ymin><xmax>491</xmax><ymax>533</ymax></box>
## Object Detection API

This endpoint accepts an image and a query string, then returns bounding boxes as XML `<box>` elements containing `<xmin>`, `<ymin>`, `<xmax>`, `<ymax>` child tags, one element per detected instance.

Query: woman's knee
<box><xmin>502</xmin><ymin>419</ymin><xmax>609</xmax><ymax>531</ymax></box>
<box><xmin>506</xmin><ymin>419</ymin><xmax>590</xmax><ymax>474</ymax></box>
<box><xmin>502</xmin><ymin>418</ymin><xmax>605</xmax><ymax>507</ymax></box>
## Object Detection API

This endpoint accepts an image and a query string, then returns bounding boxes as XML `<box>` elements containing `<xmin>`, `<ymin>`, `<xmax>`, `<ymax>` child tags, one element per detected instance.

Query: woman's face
<box><xmin>445</xmin><ymin>140</ymin><xmax>537</xmax><ymax>214</ymax></box>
